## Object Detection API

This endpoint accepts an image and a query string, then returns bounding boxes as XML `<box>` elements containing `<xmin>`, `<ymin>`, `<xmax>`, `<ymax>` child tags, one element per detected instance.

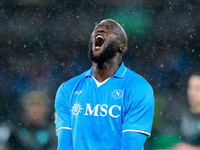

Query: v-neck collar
<box><xmin>92</xmin><ymin>76</ymin><xmax>111</xmax><ymax>88</ymax></box>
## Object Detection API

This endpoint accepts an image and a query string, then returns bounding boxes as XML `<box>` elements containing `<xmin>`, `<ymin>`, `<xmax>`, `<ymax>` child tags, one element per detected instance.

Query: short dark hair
<box><xmin>189</xmin><ymin>70</ymin><xmax>200</xmax><ymax>77</ymax></box>
<box><xmin>191</xmin><ymin>73</ymin><xmax>200</xmax><ymax>77</ymax></box>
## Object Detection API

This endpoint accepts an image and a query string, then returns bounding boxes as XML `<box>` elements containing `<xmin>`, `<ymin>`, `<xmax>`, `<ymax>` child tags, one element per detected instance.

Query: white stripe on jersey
<box><xmin>122</xmin><ymin>129</ymin><xmax>150</xmax><ymax>137</ymax></box>
<box><xmin>56</xmin><ymin>127</ymin><xmax>72</xmax><ymax>132</ymax></box>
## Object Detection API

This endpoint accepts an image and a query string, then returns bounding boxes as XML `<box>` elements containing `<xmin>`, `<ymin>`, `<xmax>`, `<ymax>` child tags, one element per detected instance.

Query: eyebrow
<box><xmin>95</xmin><ymin>24</ymin><xmax>113</xmax><ymax>30</ymax></box>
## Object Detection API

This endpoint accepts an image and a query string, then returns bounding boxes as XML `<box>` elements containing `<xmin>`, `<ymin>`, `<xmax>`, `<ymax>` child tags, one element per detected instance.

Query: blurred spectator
<box><xmin>174</xmin><ymin>73</ymin><xmax>200</xmax><ymax>150</ymax></box>
<box><xmin>8</xmin><ymin>91</ymin><xmax>57</xmax><ymax>150</ymax></box>
<box><xmin>0</xmin><ymin>144</ymin><xmax>9</xmax><ymax>150</ymax></box>
<box><xmin>0</xmin><ymin>123</ymin><xmax>11</xmax><ymax>150</ymax></box>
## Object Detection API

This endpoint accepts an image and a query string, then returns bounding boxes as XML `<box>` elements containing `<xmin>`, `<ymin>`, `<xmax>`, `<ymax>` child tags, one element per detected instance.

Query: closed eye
<box><xmin>106</xmin><ymin>25</ymin><xmax>112</xmax><ymax>29</ymax></box>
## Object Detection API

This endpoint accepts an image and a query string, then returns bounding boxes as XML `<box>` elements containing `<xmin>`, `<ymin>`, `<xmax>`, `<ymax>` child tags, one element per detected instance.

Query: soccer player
<box><xmin>174</xmin><ymin>74</ymin><xmax>200</xmax><ymax>150</ymax></box>
<box><xmin>55</xmin><ymin>19</ymin><xmax>154</xmax><ymax>150</ymax></box>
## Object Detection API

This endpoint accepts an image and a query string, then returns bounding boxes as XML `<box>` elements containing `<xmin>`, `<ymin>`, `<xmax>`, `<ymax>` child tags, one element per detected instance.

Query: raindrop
<box><xmin>8</xmin><ymin>40</ymin><xmax>12</xmax><ymax>45</ymax></box>
<box><xmin>61</xmin><ymin>62</ymin><xmax>65</xmax><ymax>66</ymax></box>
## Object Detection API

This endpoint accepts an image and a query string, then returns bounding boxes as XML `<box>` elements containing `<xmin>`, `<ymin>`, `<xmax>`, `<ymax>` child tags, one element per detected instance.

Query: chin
<box><xmin>92</xmin><ymin>48</ymin><xmax>104</xmax><ymax>56</ymax></box>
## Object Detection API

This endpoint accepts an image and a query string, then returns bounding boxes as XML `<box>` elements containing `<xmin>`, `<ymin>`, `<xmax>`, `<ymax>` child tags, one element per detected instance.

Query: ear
<box><xmin>118</xmin><ymin>43</ymin><xmax>127</xmax><ymax>53</ymax></box>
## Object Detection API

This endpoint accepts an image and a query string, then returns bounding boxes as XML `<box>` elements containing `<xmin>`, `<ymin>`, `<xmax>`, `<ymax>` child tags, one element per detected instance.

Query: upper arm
<box><xmin>55</xmin><ymin>84</ymin><xmax>73</xmax><ymax>149</ymax></box>
<box><xmin>55</xmin><ymin>84</ymin><xmax>72</xmax><ymax>132</ymax></box>
<box><xmin>57</xmin><ymin>129</ymin><xmax>73</xmax><ymax>150</ymax></box>
<box><xmin>122</xmin><ymin>131</ymin><xmax>147</xmax><ymax>150</ymax></box>
<box><xmin>122</xmin><ymin>83</ymin><xmax>154</xmax><ymax>137</ymax></box>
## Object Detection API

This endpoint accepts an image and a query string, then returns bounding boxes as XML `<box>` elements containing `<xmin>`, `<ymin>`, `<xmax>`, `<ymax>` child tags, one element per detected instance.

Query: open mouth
<box><xmin>95</xmin><ymin>35</ymin><xmax>104</xmax><ymax>49</ymax></box>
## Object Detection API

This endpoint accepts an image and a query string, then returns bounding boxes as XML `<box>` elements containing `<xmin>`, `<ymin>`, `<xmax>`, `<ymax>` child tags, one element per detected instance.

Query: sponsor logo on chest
<box><xmin>71</xmin><ymin>102</ymin><xmax>121</xmax><ymax>118</ymax></box>
<box><xmin>71</xmin><ymin>89</ymin><xmax>123</xmax><ymax>118</ymax></box>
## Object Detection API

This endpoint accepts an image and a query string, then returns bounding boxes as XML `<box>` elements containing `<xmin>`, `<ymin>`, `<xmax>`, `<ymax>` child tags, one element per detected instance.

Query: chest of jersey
<box><xmin>69</xmin><ymin>77</ymin><xmax>126</xmax><ymax>149</ymax></box>
<box><xmin>70</xmin><ymin>77</ymin><xmax>125</xmax><ymax>119</ymax></box>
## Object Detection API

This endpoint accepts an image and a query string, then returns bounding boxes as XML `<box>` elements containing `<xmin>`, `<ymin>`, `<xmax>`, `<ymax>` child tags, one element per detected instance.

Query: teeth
<box><xmin>96</xmin><ymin>35</ymin><xmax>104</xmax><ymax>39</ymax></box>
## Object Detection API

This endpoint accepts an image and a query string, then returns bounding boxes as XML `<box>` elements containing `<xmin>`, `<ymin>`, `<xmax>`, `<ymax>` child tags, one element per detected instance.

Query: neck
<box><xmin>92</xmin><ymin>57</ymin><xmax>121</xmax><ymax>82</ymax></box>
<box><xmin>24</xmin><ymin>116</ymin><xmax>46</xmax><ymax>128</ymax></box>
<box><xmin>191</xmin><ymin>104</ymin><xmax>200</xmax><ymax>114</ymax></box>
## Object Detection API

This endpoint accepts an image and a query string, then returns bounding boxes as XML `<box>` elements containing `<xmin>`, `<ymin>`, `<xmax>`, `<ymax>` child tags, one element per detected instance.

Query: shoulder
<box><xmin>55</xmin><ymin>70</ymin><xmax>89</xmax><ymax>106</ymax></box>
<box><xmin>125</xmin><ymin>68</ymin><xmax>153</xmax><ymax>92</ymax></box>
<box><xmin>124</xmin><ymin>68</ymin><xmax>154</xmax><ymax>110</ymax></box>
<box><xmin>59</xmin><ymin>70</ymin><xmax>88</xmax><ymax>90</ymax></box>
<box><xmin>55</xmin><ymin>70</ymin><xmax>89</xmax><ymax>99</ymax></box>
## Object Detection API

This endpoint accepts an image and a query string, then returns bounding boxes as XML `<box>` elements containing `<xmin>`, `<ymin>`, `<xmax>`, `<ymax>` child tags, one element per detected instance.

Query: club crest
<box><xmin>112</xmin><ymin>89</ymin><xmax>124</xmax><ymax>99</ymax></box>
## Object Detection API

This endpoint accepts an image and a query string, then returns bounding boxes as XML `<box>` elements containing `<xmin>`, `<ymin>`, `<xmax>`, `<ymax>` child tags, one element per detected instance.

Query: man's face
<box><xmin>25</xmin><ymin>102</ymin><xmax>47</xmax><ymax>126</ymax></box>
<box><xmin>88</xmin><ymin>20</ymin><xmax>121</xmax><ymax>63</ymax></box>
<box><xmin>187</xmin><ymin>75</ymin><xmax>200</xmax><ymax>107</ymax></box>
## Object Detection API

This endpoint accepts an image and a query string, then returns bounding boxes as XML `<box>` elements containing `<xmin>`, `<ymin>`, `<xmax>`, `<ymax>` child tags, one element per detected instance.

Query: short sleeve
<box><xmin>55</xmin><ymin>84</ymin><xmax>71</xmax><ymax>132</ymax></box>
<box><xmin>122</xmin><ymin>84</ymin><xmax>154</xmax><ymax>137</ymax></box>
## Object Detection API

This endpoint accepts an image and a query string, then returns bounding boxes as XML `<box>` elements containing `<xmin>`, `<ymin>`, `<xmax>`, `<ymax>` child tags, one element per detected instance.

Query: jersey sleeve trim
<box><xmin>122</xmin><ymin>129</ymin><xmax>151</xmax><ymax>137</ymax></box>
<box><xmin>56</xmin><ymin>127</ymin><xmax>72</xmax><ymax>132</ymax></box>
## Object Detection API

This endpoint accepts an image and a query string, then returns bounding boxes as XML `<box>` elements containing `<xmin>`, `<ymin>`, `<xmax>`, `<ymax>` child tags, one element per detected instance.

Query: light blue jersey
<box><xmin>55</xmin><ymin>63</ymin><xmax>154</xmax><ymax>150</ymax></box>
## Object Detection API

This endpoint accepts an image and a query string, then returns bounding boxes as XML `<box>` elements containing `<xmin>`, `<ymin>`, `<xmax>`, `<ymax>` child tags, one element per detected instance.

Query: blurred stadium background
<box><xmin>0</xmin><ymin>0</ymin><xmax>200</xmax><ymax>149</ymax></box>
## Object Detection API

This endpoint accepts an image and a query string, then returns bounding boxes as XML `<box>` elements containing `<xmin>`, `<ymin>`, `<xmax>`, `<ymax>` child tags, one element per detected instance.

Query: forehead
<box><xmin>95</xmin><ymin>20</ymin><xmax>119</xmax><ymax>29</ymax></box>
<box><xmin>189</xmin><ymin>76</ymin><xmax>200</xmax><ymax>85</ymax></box>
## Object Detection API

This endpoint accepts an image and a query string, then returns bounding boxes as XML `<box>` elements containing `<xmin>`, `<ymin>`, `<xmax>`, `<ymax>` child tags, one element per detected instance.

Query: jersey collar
<box><xmin>85</xmin><ymin>67</ymin><xmax>93</xmax><ymax>77</ymax></box>
<box><xmin>85</xmin><ymin>62</ymin><xmax>127</xmax><ymax>78</ymax></box>
<box><xmin>113</xmin><ymin>63</ymin><xmax>127</xmax><ymax>78</ymax></box>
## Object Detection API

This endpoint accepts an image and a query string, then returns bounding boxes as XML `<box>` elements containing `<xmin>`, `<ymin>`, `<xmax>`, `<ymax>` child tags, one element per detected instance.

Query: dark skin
<box><xmin>90</xmin><ymin>19</ymin><xmax>127</xmax><ymax>82</ymax></box>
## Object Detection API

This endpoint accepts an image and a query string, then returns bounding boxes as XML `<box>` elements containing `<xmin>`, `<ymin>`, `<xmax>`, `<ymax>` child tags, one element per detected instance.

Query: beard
<box><xmin>88</xmin><ymin>38</ymin><xmax>119</xmax><ymax>64</ymax></box>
